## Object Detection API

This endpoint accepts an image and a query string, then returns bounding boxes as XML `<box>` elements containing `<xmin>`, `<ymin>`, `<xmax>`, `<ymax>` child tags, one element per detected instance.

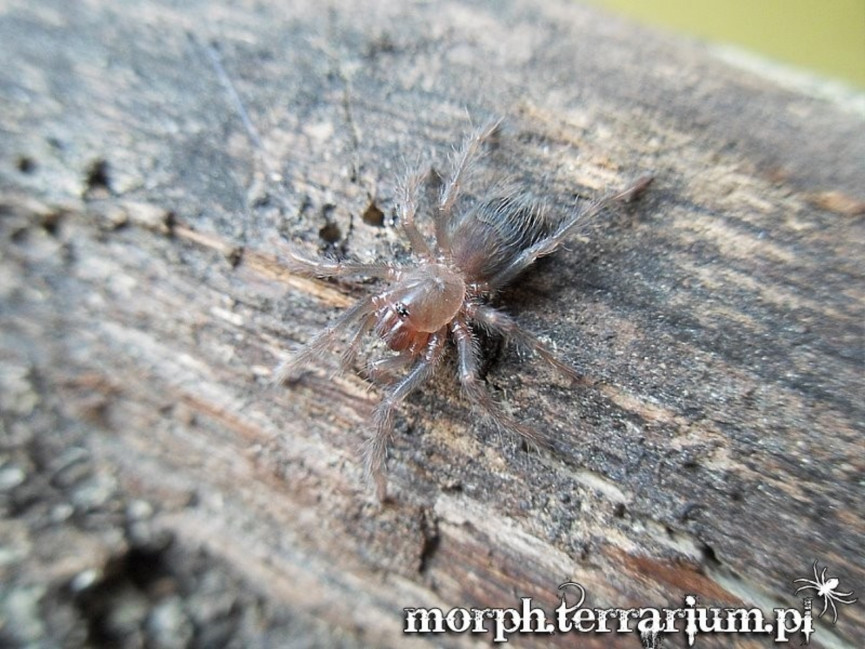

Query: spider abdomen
<box><xmin>449</xmin><ymin>195</ymin><xmax>552</xmax><ymax>285</ymax></box>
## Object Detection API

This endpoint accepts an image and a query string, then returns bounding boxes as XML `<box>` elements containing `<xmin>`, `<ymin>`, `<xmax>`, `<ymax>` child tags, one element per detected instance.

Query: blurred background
<box><xmin>586</xmin><ymin>0</ymin><xmax>865</xmax><ymax>88</ymax></box>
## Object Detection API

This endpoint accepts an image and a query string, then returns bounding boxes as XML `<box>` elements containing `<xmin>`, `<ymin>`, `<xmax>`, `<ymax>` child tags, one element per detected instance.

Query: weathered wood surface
<box><xmin>1</xmin><ymin>0</ymin><xmax>863</xmax><ymax>647</ymax></box>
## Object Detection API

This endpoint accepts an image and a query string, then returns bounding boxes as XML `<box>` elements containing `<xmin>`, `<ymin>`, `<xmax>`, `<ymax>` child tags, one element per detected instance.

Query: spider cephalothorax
<box><xmin>276</xmin><ymin>120</ymin><xmax>650</xmax><ymax>498</ymax></box>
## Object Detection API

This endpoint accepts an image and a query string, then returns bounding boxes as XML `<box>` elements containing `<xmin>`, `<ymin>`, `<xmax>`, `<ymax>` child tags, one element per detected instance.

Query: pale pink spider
<box><xmin>274</xmin><ymin>119</ymin><xmax>651</xmax><ymax>499</ymax></box>
<box><xmin>794</xmin><ymin>560</ymin><xmax>858</xmax><ymax>623</ymax></box>
<box><xmin>203</xmin><ymin>40</ymin><xmax>651</xmax><ymax>499</ymax></box>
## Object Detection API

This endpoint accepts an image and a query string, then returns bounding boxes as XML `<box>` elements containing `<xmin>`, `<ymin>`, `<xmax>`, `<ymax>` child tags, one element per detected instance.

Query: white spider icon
<box><xmin>793</xmin><ymin>560</ymin><xmax>858</xmax><ymax>624</ymax></box>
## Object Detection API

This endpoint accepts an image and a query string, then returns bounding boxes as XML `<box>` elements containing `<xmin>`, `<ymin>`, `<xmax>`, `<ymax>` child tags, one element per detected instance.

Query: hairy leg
<box><xmin>366</xmin><ymin>351</ymin><xmax>416</xmax><ymax>385</ymax></box>
<box><xmin>398</xmin><ymin>170</ymin><xmax>433</xmax><ymax>258</ymax></box>
<box><xmin>278</xmin><ymin>244</ymin><xmax>398</xmax><ymax>280</ymax></box>
<box><xmin>451</xmin><ymin>317</ymin><xmax>550</xmax><ymax>448</ymax></box>
<box><xmin>339</xmin><ymin>312</ymin><xmax>377</xmax><ymax>372</ymax></box>
<box><xmin>435</xmin><ymin>118</ymin><xmax>502</xmax><ymax>251</ymax></box>
<box><xmin>273</xmin><ymin>295</ymin><xmax>377</xmax><ymax>384</ymax></box>
<box><xmin>363</xmin><ymin>329</ymin><xmax>447</xmax><ymax>499</ymax></box>
<box><xmin>468</xmin><ymin>304</ymin><xmax>583</xmax><ymax>384</ymax></box>
<box><xmin>488</xmin><ymin>175</ymin><xmax>653</xmax><ymax>289</ymax></box>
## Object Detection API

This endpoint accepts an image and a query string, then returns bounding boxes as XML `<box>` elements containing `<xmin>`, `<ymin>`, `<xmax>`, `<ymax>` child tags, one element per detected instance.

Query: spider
<box><xmin>793</xmin><ymin>560</ymin><xmax>858</xmax><ymax>623</ymax></box>
<box><xmin>274</xmin><ymin>119</ymin><xmax>651</xmax><ymax>499</ymax></box>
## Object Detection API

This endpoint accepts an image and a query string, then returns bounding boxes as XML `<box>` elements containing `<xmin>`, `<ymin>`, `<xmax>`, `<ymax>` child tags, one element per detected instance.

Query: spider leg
<box><xmin>469</xmin><ymin>304</ymin><xmax>583</xmax><ymax>384</ymax></box>
<box><xmin>339</xmin><ymin>313</ymin><xmax>377</xmax><ymax>371</ymax></box>
<box><xmin>366</xmin><ymin>351</ymin><xmax>416</xmax><ymax>385</ymax></box>
<box><xmin>278</xmin><ymin>243</ymin><xmax>398</xmax><ymax>280</ymax></box>
<box><xmin>487</xmin><ymin>175</ymin><xmax>653</xmax><ymax>289</ymax></box>
<box><xmin>273</xmin><ymin>295</ymin><xmax>377</xmax><ymax>383</ymax></box>
<box><xmin>820</xmin><ymin>596</ymin><xmax>830</xmax><ymax>620</ymax></box>
<box><xmin>398</xmin><ymin>169</ymin><xmax>434</xmax><ymax>258</ymax></box>
<box><xmin>363</xmin><ymin>330</ymin><xmax>447</xmax><ymax>499</ymax></box>
<box><xmin>831</xmin><ymin>599</ymin><xmax>842</xmax><ymax>624</ymax></box>
<box><xmin>451</xmin><ymin>317</ymin><xmax>550</xmax><ymax>449</ymax></box>
<box><xmin>435</xmin><ymin>117</ymin><xmax>502</xmax><ymax>251</ymax></box>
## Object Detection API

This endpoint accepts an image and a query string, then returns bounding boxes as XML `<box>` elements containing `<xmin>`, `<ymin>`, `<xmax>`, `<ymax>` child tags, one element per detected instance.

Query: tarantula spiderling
<box><xmin>276</xmin><ymin>119</ymin><xmax>651</xmax><ymax>499</ymax></box>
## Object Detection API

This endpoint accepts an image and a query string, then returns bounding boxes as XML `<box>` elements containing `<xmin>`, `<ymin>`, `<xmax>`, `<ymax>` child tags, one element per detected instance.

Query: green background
<box><xmin>587</xmin><ymin>0</ymin><xmax>865</xmax><ymax>88</ymax></box>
